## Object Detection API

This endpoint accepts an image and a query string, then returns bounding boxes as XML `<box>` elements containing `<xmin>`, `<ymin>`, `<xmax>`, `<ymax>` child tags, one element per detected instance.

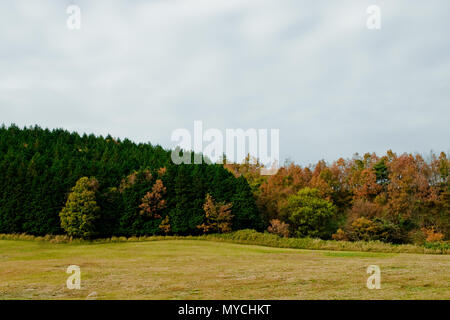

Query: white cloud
<box><xmin>0</xmin><ymin>0</ymin><xmax>449</xmax><ymax>165</ymax></box>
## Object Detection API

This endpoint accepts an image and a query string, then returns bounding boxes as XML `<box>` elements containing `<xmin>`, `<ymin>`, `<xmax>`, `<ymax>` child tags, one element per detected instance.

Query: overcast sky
<box><xmin>0</xmin><ymin>0</ymin><xmax>449</xmax><ymax>165</ymax></box>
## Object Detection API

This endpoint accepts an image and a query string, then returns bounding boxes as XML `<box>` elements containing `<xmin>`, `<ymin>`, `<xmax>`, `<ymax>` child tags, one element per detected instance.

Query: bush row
<box><xmin>1</xmin><ymin>229</ymin><xmax>448</xmax><ymax>254</ymax></box>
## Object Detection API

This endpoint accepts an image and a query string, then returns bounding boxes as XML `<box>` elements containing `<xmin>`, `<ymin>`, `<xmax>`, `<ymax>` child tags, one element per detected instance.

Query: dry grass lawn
<box><xmin>0</xmin><ymin>239</ymin><xmax>448</xmax><ymax>299</ymax></box>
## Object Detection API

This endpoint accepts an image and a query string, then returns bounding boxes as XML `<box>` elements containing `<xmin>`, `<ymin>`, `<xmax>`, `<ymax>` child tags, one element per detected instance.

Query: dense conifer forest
<box><xmin>0</xmin><ymin>125</ymin><xmax>261</xmax><ymax>237</ymax></box>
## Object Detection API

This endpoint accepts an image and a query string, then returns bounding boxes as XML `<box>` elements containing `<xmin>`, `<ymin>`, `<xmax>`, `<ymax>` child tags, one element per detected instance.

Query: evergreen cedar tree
<box><xmin>0</xmin><ymin>125</ymin><xmax>448</xmax><ymax>244</ymax></box>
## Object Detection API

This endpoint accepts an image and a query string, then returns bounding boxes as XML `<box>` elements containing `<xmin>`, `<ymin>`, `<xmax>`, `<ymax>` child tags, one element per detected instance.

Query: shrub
<box><xmin>423</xmin><ymin>241</ymin><xmax>449</xmax><ymax>252</ymax></box>
<box><xmin>59</xmin><ymin>177</ymin><xmax>100</xmax><ymax>239</ymax></box>
<box><xmin>375</xmin><ymin>218</ymin><xmax>406</xmax><ymax>243</ymax></box>
<box><xmin>267</xmin><ymin>219</ymin><xmax>290</xmax><ymax>237</ymax></box>
<box><xmin>280</xmin><ymin>188</ymin><xmax>337</xmax><ymax>239</ymax></box>
<box><xmin>422</xmin><ymin>227</ymin><xmax>444</xmax><ymax>242</ymax></box>
<box><xmin>202</xmin><ymin>229</ymin><xmax>448</xmax><ymax>254</ymax></box>
<box><xmin>348</xmin><ymin>217</ymin><xmax>405</xmax><ymax>243</ymax></box>
<box><xmin>348</xmin><ymin>217</ymin><xmax>379</xmax><ymax>241</ymax></box>
<box><xmin>332</xmin><ymin>228</ymin><xmax>348</xmax><ymax>241</ymax></box>
<box><xmin>159</xmin><ymin>216</ymin><xmax>171</xmax><ymax>235</ymax></box>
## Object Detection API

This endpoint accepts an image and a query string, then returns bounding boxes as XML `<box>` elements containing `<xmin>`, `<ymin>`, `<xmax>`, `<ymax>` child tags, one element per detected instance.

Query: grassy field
<box><xmin>0</xmin><ymin>239</ymin><xmax>449</xmax><ymax>300</ymax></box>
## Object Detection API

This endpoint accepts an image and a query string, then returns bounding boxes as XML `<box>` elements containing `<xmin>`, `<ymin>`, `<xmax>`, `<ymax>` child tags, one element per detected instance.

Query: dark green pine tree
<box><xmin>231</xmin><ymin>176</ymin><xmax>264</xmax><ymax>231</ymax></box>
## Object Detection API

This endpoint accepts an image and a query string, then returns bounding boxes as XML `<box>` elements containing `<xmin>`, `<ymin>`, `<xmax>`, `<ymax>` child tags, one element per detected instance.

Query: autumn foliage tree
<box><xmin>197</xmin><ymin>194</ymin><xmax>233</xmax><ymax>233</ymax></box>
<box><xmin>139</xmin><ymin>179</ymin><xmax>167</xmax><ymax>219</ymax></box>
<box><xmin>247</xmin><ymin>150</ymin><xmax>449</xmax><ymax>244</ymax></box>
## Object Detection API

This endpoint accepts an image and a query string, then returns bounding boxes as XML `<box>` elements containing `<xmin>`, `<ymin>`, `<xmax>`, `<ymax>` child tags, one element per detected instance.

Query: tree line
<box><xmin>0</xmin><ymin>125</ymin><xmax>261</xmax><ymax>237</ymax></box>
<box><xmin>0</xmin><ymin>125</ymin><xmax>448</xmax><ymax>244</ymax></box>
<box><xmin>225</xmin><ymin>151</ymin><xmax>449</xmax><ymax>244</ymax></box>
